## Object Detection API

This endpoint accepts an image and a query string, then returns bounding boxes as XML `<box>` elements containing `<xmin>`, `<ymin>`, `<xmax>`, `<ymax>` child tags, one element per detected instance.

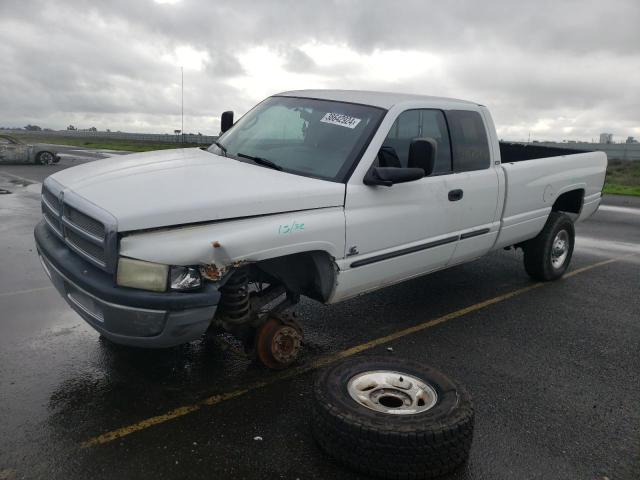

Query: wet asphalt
<box><xmin>0</xmin><ymin>150</ymin><xmax>638</xmax><ymax>480</ymax></box>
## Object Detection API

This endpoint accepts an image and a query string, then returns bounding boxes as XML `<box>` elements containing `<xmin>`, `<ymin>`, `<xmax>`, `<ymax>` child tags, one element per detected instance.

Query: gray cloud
<box><xmin>282</xmin><ymin>47</ymin><xmax>317</xmax><ymax>73</ymax></box>
<box><xmin>0</xmin><ymin>0</ymin><xmax>638</xmax><ymax>139</ymax></box>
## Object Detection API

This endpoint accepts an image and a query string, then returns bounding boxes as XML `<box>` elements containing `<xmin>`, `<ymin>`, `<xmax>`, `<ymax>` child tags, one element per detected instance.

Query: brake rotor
<box><xmin>255</xmin><ymin>316</ymin><xmax>303</xmax><ymax>369</ymax></box>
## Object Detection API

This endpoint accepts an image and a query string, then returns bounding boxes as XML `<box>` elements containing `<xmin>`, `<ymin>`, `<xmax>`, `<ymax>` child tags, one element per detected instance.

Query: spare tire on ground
<box><xmin>311</xmin><ymin>356</ymin><xmax>474</xmax><ymax>479</ymax></box>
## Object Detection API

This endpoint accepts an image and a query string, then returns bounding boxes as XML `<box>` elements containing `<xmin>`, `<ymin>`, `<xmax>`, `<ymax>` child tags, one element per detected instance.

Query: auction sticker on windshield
<box><xmin>320</xmin><ymin>112</ymin><xmax>362</xmax><ymax>129</ymax></box>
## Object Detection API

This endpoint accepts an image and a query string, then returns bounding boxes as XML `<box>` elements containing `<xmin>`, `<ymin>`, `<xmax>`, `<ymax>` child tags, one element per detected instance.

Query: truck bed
<box><xmin>499</xmin><ymin>142</ymin><xmax>589</xmax><ymax>162</ymax></box>
<box><xmin>493</xmin><ymin>148</ymin><xmax>607</xmax><ymax>250</ymax></box>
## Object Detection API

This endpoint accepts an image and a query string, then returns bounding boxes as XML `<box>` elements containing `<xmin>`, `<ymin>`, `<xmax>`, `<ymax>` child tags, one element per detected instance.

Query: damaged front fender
<box><xmin>200</xmin><ymin>257</ymin><xmax>249</xmax><ymax>282</ymax></box>
<box><xmin>118</xmin><ymin>207</ymin><xmax>345</xmax><ymax>283</ymax></box>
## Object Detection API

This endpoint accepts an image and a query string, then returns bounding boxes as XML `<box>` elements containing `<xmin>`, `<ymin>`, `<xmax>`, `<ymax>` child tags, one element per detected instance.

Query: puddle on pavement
<box><xmin>10</xmin><ymin>178</ymin><xmax>33</xmax><ymax>187</ymax></box>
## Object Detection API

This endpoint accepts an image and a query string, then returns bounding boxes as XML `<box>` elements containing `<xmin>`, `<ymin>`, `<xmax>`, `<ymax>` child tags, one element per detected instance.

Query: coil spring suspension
<box><xmin>218</xmin><ymin>269</ymin><xmax>251</xmax><ymax>324</ymax></box>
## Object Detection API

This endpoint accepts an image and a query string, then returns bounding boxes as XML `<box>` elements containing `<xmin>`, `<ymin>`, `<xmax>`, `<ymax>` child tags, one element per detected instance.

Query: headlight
<box><xmin>117</xmin><ymin>258</ymin><xmax>169</xmax><ymax>292</ymax></box>
<box><xmin>116</xmin><ymin>258</ymin><xmax>202</xmax><ymax>292</ymax></box>
<box><xmin>169</xmin><ymin>266</ymin><xmax>201</xmax><ymax>290</ymax></box>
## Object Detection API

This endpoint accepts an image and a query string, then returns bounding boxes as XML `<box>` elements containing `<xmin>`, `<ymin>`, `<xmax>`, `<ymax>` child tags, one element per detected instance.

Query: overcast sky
<box><xmin>1</xmin><ymin>0</ymin><xmax>638</xmax><ymax>141</ymax></box>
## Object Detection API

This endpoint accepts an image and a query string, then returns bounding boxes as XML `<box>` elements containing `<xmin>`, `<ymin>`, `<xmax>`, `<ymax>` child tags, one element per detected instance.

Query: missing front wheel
<box><xmin>212</xmin><ymin>268</ymin><xmax>304</xmax><ymax>369</ymax></box>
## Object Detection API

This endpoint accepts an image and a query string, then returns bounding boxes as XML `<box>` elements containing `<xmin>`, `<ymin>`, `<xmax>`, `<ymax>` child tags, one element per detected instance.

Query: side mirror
<box><xmin>364</xmin><ymin>167</ymin><xmax>424</xmax><ymax>187</ymax></box>
<box><xmin>408</xmin><ymin>138</ymin><xmax>437</xmax><ymax>176</ymax></box>
<box><xmin>220</xmin><ymin>111</ymin><xmax>234</xmax><ymax>133</ymax></box>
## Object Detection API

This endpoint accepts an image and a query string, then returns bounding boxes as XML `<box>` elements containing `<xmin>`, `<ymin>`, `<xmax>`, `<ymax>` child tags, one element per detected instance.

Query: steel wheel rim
<box><xmin>347</xmin><ymin>370</ymin><xmax>438</xmax><ymax>415</ymax></box>
<box><xmin>40</xmin><ymin>152</ymin><xmax>53</xmax><ymax>164</ymax></box>
<box><xmin>551</xmin><ymin>230</ymin><xmax>569</xmax><ymax>269</ymax></box>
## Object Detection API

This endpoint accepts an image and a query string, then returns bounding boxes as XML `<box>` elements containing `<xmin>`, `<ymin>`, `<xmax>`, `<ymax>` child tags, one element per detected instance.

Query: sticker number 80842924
<box><xmin>320</xmin><ymin>112</ymin><xmax>362</xmax><ymax>129</ymax></box>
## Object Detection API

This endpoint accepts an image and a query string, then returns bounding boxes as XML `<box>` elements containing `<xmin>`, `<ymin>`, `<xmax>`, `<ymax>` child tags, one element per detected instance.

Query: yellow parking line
<box><xmin>81</xmin><ymin>254</ymin><xmax>631</xmax><ymax>448</ymax></box>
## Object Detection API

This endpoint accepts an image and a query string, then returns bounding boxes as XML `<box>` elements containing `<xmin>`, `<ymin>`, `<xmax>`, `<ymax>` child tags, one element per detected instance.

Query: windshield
<box><xmin>207</xmin><ymin>96</ymin><xmax>385</xmax><ymax>182</ymax></box>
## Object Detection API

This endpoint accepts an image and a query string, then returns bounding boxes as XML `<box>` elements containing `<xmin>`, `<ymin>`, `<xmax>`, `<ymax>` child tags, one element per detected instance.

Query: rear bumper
<box><xmin>34</xmin><ymin>220</ymin><xmax>220</xmax><ymax>348</ymax></box>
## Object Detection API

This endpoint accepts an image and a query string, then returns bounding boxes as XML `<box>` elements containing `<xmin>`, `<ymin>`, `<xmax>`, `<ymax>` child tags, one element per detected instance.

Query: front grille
<box><xmin>41</xmin><ymin>181</ymin><xmax>116</xmax><ymax>272</ymax></box>
<box><xmin>64</xmin><ymin>204</ymin><xmax>105</xmax><ymax>238</ymax></box>
<box><xmin>65</xmin><ymin>229</ymin><xmax>107</xmax><ymax>265</ymax></box>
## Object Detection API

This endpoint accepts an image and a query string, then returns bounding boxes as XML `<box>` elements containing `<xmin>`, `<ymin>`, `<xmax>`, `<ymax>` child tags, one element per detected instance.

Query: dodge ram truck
<box><xmin>35</xmin><ymin>90</ymin><xmax>607</xmax><ymax>368</ymax></box>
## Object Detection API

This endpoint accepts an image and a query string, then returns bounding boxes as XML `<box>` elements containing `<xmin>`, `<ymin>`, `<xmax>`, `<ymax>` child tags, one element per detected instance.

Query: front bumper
<box><xmin>34</xmin><ymin>220</ymin><xmax>220</xmax><ymax>348</ymax></box>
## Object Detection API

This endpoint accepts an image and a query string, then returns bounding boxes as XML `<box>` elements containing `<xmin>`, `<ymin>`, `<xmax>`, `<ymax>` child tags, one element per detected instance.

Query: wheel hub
<box><xmin>271</xmin><ymin>325</ymin><xmax>302</xmax><ymax>363</ymax></box>
<box><xmin>551</xmin><ymin>229</ymin><xmax>569</xmax><ymax>269</ymax></box>
<box><xmin>255</xmin><ymin>316</ymin><xmax>303</xmax><ymax>369</ymax></box>
<box><xmin>347</xmin><ymin>370</ymin><xmax>438</xmax><ymax>415</ymax></box>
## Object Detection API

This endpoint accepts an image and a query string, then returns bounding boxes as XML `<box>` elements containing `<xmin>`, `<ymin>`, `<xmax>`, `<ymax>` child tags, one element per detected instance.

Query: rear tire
<box><xmin>523</xmin><ymin>212</ymin><xmax>575</xmax><ymax>281</ymax></box>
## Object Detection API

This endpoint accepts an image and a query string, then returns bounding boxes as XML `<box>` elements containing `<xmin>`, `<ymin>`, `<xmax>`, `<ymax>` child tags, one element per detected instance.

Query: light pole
<box><xmin>181</xmin><ymin>66</ymin><xmax>184</xmax><ymax>144</ymax></box>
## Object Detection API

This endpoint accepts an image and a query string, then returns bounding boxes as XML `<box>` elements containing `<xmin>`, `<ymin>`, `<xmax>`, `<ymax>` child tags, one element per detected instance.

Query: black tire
<box><xmin>36</xmin><ymin>151</ymin><xmax>55</xmax><ymax>165</ymax></box>
<box><xmin>311</xmin><ymin>356</ymin><xmax>474</xmax><ymax>479</ymax></box>
<box><xmin>523</xmin><ymin>212</ymin><xmax>575</xmax><ymax>281</ymax></box>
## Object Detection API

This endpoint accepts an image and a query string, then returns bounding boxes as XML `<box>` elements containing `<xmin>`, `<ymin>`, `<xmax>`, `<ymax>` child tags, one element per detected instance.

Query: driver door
<box><xmin>334</xmin><ymin>109</ymin><xmax>460</xmax><ymax>301</ymax></box>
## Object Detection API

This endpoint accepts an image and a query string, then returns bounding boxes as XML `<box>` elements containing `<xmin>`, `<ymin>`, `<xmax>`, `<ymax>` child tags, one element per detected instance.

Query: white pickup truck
<box><xmin>35</xmin><ymin>90</ymin><xmax>606</xmax><ymax>368</ymax></box>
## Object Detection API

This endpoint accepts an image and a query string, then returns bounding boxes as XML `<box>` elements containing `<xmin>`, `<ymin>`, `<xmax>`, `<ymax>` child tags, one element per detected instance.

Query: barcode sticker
<box><xmin>320</xmin><ymin>112</ymin><xmax>362</xmax><ymax>129</ymax></box>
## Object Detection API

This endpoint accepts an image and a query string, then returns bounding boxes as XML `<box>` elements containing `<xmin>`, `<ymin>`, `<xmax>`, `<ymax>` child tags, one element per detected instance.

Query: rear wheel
<box><xmin>523</xmin><ymin>212</ymin><xmax>575</xmax><ymax>281</ymax></box>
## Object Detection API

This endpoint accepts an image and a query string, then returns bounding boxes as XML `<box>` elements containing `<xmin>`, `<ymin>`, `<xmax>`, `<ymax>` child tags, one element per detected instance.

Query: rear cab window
<box><xmin>445</xmin><ymin>110</ymin><xmax>490</xmax><ymax>172</ymax></box>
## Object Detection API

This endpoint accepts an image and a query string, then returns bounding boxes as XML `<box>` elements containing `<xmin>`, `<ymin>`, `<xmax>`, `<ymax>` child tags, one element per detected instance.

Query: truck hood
<box><xmin>49</xmin><ymin>148</ymin><xmax>345</xmax><ymax>232</ymax></box>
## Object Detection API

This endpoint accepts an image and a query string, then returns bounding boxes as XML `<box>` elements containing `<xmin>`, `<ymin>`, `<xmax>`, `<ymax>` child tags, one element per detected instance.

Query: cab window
<box><xmin>446</xmin><ymin>110</ymin><xmax>490</xmax><ymax>172</ymax></box>
<box><xmin>380</xmin><ymin>109</ymin><xmax>452</xmax><ymax>175</ymax></box>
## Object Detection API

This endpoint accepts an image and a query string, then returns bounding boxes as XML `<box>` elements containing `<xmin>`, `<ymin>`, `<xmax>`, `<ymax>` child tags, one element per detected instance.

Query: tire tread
<box><xmin>523</xmin><ymin>211</ymin><xmax>575</xmax><ymax>281</ymax></box>
<box><xmin>311</xmin><ymin>357</ymin><xmax>474</xmax><ymax>479</ymax></box>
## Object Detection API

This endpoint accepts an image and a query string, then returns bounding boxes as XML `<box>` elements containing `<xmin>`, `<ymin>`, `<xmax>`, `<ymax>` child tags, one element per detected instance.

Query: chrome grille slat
<box><xmin>42</xmin><ymin>188</ymin><xmax>60</xmax><ymax>213</ymax></box>
<box><xmin>43</xmin><ymin>209</ymin><xmax>62</xmax><ymax>236</ymax></box>
<box><xmin>42</xmin><ymin>195</ymin><xmax>60</xmax><ymax>216</ymax></box>
<box><xmin>64</xmin><ymin>204</ymin><xmax>105</xmax><ymax>238</ymax></box>
<box><xmin>41</xmin><ymin>188</ymin><xmax>63</xmax><ymax>237</ymax></box>
<box><xmin>62</xmin><ymin>217</ymin><xmax>104</xmax><ymax>245</ymax></box>
<box><xmin>65</xmin><ymin>229</ymin><xmax>107</xmax><ymax>265</ymax></box>
<box><xmin>42</xmin><ymin>196</ymin><xmax>59</xmax><ymax>218</ymax></box>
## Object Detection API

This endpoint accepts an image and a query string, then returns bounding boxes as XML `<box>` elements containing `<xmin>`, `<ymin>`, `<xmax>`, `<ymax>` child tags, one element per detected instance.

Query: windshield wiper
<box><xmin>213</xmin><ymin>140</ymin><xmax>228</xmax><ymax>156</ymax></box>
<box><xmin>237</xmin><ymin>152</ymin><xmax>283</xmax><ymax>171</ymax></box>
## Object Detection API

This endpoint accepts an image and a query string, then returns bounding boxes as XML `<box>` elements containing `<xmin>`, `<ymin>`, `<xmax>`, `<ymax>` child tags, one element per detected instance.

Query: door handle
<box><xmin>448</xmin><ymin>189</ymin><xmax>464</xmax><ymax>201</ymax></box>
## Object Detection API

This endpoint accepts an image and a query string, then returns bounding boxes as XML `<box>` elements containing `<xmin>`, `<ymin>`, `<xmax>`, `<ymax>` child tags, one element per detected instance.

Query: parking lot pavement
<box><xmin>0</xmin><ymin>160</ymin><xmax>638</xmax><ymax>480</ymax></box>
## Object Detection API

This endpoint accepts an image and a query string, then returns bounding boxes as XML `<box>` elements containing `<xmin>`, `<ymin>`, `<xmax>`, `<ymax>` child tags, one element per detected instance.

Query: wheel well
<box><xmin>552</xmin><ymin>189</ymin><xmax>584</xmax><ymax>215</ymax></box>
<box><xmin>251</xmin><ymin>251</ymin><xmax>337</xmax><ymax>303</ymax></box>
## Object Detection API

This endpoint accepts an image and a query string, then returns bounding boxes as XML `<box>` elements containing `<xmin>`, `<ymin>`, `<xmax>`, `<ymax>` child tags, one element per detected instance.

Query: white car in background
<box><xmin>0</xmin><ymin>134</ymin><xmax>60</xmax><ymax>164</ymax></box>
